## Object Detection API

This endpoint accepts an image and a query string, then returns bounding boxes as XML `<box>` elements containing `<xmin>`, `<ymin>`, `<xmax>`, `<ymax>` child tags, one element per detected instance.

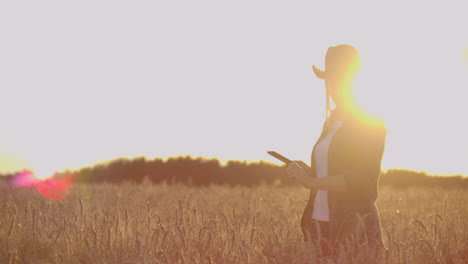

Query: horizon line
<box><xmin>1</xmin><ymin>154</ymin><xmax>467</xmax><ymax>178</ymax></box>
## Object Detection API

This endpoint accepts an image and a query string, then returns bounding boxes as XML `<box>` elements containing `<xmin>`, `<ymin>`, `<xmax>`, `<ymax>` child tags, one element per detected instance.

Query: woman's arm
<box><xmin>287</xmin><ymin>161</ymin><xmax>347</xmax><ymax>192</ymax></box>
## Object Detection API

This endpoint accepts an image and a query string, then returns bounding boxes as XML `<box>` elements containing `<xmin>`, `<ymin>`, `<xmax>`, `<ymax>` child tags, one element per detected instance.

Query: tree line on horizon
<box><xmin>2</xmin><ymin>155</ymin><xmax>468</xmax><ymax>188</ymax></box>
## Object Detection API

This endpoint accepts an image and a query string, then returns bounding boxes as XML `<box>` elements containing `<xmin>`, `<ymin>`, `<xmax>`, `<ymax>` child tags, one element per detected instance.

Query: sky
<box><xmin>0</xmin><ymin>1</ymin><xmax>467</xmax><ymax>177</ymax></box>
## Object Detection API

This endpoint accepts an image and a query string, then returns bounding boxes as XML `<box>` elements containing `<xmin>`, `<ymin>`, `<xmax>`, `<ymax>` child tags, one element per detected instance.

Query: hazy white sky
<box><xmin>0</xmin><ymin>1</ymin><xmax>467</xmax><ymax>176</ymax></box>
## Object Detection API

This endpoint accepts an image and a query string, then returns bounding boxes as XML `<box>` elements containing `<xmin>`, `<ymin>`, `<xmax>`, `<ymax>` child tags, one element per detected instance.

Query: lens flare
<box><xmin>9</xmin><ymin>170</ymin><xmax>74</xmax><ymax>200</ymax></box>
<box><xmin>9</xmin><ymin>170</ymin><xmax>37</xmax><ymax>187</ymax></box>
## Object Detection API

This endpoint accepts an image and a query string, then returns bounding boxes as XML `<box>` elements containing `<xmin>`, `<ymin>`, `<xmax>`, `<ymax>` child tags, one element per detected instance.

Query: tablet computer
<box><xmin>267</xmin><ymin>151</ymin><xmax>292</xmax><ymax>165</ymax></box>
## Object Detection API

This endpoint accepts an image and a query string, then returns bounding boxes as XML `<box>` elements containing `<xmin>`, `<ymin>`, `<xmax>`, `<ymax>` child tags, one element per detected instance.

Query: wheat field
<box><xmin>1</xmin><ymin>182</ymin><xmax>467</xmax><ymax>263</ymax></box>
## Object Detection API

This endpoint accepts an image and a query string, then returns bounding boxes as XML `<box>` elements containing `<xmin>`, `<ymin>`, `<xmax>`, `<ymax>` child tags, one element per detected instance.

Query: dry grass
<box><xmin>1</xmin><ymin>182</ymin><xmax>467</xmax><ymax>263</ymax></box>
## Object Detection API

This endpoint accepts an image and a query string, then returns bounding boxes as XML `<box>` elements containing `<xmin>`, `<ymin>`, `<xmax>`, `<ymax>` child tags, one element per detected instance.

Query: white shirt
<box><xmin>311</xmin><ymin>119</ymin><xmax>343</xmax><ymax>221</ymax></box>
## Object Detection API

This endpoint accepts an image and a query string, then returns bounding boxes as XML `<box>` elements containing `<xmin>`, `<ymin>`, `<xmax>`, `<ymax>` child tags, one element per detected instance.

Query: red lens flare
<box><xmin>10</xmin><ymin>170</ymin><xmax>74</xmax><ymax>200</ymax></box>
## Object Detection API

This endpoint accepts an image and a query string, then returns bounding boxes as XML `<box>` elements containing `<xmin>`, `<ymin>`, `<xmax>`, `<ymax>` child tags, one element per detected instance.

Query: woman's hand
<box><xmin>287</xmin><ymin>161</ymin><xmax>312</xmax><ymax>186</ymax></box>
<box><xmin>295</xmin><ymin>161</ymin><xmax>313</xmax><ymax>175</ymax></box>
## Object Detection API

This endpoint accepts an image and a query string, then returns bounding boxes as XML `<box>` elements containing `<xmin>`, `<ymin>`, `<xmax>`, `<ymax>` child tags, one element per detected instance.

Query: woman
<box><xmin>286</xmin><ymin>44</ymin><xmax>386</xmax><ymax>255</ymax></box>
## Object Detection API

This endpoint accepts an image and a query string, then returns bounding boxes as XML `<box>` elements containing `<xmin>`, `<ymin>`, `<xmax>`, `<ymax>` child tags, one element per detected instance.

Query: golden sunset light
<box><xmin>0</xmin><ymin>1</ymin><xmax>466</xmax><ymax>177</ymax></box>
<box><xmin>3</xmin><ymin>1</ymin><xmax>468</xmax><ymax>262</ymax></box>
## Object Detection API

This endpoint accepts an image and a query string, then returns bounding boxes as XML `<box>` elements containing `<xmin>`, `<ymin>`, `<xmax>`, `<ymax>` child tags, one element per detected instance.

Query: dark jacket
<box><xmin>301</xmin><ymin>107</ymin><xmax>386</xmax><ymax>247</ymax></box>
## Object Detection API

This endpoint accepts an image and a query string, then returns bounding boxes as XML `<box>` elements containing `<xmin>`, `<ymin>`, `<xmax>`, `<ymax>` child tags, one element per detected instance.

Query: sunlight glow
<box><xmin>464</xmin><ymin>47</ymin><xmax>468</xmax><ymax>66</ymax></box>
<box><xmin>33</xmin><ymin>166</ymin><xmax>56</xmax><ymax>181</ymax></box>
<box><xmin>0</xmin><ymin>1</ymin><xmax>467</xmax><ymax>176</ymax></box>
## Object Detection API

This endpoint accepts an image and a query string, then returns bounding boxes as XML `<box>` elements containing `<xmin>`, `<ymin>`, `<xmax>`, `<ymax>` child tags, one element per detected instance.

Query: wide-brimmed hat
<box><xmin>312</xmin><ymin>44</ymin><xmax>361</xmax><ymax>80</ymax></box>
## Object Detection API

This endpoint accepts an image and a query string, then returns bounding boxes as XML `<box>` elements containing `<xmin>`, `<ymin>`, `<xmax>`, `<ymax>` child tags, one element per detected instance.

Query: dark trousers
<box><xmin>301</xmin><ymin>219</ymin><xmax>330</xmax><ymax>257</ymax></box>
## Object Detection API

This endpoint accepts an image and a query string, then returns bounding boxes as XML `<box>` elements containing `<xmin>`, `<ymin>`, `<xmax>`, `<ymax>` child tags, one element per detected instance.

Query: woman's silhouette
<box><xmin>286</xmin><ymin>44</ymin><xmax>386</xmax><ymax>255</ymax></box>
